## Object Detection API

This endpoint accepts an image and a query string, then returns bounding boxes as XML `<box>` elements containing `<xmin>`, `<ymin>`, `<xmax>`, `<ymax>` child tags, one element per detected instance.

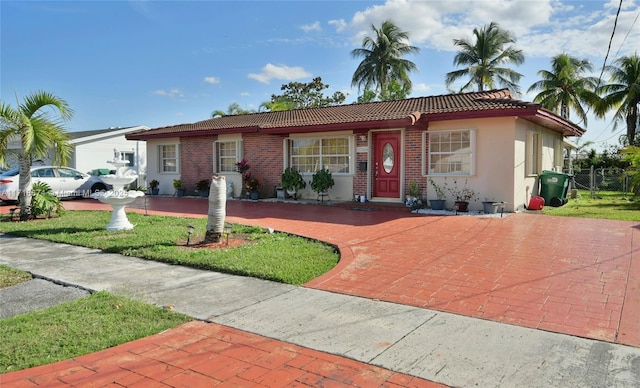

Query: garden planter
<box><xmin>454</xmin><ymin>201</ymin><xmax>469</xmax><ymax>212</ymax></box>
<box><xmin>482</xmin><ymin>201</ymin><xmax>499</xmax><ymax>214</ymax></box>
<box><xmin>150</xmin><ymin>188</ymin><xmax>159</xmax><ymax>195</ymax></box>
<box><xmin>429</xmin><ymin>199</ymin><xmax>446</xmax><ymax>210</ymax></box>
<box><xmin>250</xmin><ymin>191</ymin><xmax>259</xmax><ymax>200</ymax></box>
<box><xmin>176</xmin><ymin>189</ymin><xmax>186</xmax><ymax>197</ymax></box>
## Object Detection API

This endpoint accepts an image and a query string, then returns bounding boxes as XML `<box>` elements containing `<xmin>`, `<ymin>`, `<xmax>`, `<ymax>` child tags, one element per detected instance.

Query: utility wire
<box><xmin>586</xmin><ymin>0</ymin><xmax>624</xmax><ymax>144</ymax></box>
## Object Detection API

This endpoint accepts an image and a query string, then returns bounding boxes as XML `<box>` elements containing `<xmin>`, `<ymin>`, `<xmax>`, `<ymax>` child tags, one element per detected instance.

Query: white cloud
<box><xmin>346</xmin><ymin>0</ymin><xmax>638</xmax><ymax>58</ymax></box>
<box><xmin>203</xmin><ymin>76</ymin><xmax>220</xmax><ymax>84</ymax></box>
<box><xmin>329</xmin><ymin>19</ymin><xmax>348</xmax><ymax>32</ymax></box>
<box><xmin>248</xmin><ymin>63</ymin><xmax>312</xmax><ymax>84</ymax></box>
<box><xmin>240</xmin><ymin>92</ymin><xmax>251</xmax><ymax>97</ymax></box>
<box><xmin>300</xmin><ymin>21</ymin><xmax>321</xmax><ymax>32</ymax></box>
<box><xmin>153</xmin><ymin>89</ymin><xmax>184</xmax><ymax>98</ymax></box>
<box><xmin>412</xmin><ymin>83</ymin><xmax>431</xmax><ymax>93</ymax></box>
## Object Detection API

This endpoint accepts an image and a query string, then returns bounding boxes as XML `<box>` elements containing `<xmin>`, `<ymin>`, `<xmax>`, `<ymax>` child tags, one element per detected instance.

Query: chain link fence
<box><xmin>565</xmin><ymin>167</ymin><xmax>630</xmax><ymax>197</ymax></box>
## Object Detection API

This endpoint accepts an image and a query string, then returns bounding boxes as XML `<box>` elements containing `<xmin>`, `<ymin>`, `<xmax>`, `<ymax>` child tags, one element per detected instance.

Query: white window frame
<box><xmin>286</xmin><ymin>136</ymin><xmax>353</xmax><ymax>174</ymax></box>
<box><xmin>526</xmin><ymin>131</ymin><xmax>542</xmax><ymax>176</ymax></box>
<box><xmin>159</xmin><ymin>144</ymin><xmax>179</xmax><ymax>173</ymax></box>
<box><xmin>425</xmin><ymin>129</ymin><xmax>476</xmax><ymax>176</ymax></box>
<box><xmin>121</xmin><ymin>151</ymin><xmax>135</xmax><ymax>168</ymax></box>
<box><xmin>214</xmin><ymin>140</ymin><xmax>243</xmax><ymax>173</ymax></box>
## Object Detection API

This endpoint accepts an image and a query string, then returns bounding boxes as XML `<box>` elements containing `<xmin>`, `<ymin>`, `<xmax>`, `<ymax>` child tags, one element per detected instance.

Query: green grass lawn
<box><xmin>0</xmin><ymin>210</ymin><xmax>338</xmax><ymax>373</ymax></box>
<box><xmin>0</xmin><ymin>290</ymin><xmax>191</xmax><ymax>373</ymax></box>
<box><xmin>0</xmin><ymin>211</ymin><xmax>339</xmax><ymax>285</ymax></box>
<box><xmin>542</xmin><ymin>190</ymin><xmax>640</xmax><ymax>221</ymax></box>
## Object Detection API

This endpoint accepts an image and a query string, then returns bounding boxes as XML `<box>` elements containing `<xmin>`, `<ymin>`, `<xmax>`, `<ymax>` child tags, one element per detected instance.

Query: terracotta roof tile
<box><xmin>130</xmin><ymin>89</ymin><xmax>581</xmax><ymax>138</ymax></box>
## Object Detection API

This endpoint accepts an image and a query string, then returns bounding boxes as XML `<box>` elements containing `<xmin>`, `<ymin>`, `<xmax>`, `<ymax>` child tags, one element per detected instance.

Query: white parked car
<box><xmin>0</xmin><ymin>166</ymin><xmax>109</xmax><ymax>202</ymax></box>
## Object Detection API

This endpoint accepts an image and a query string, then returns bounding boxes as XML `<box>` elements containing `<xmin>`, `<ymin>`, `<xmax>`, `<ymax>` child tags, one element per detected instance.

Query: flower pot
<box><xmin>286</xmin><ymin>189</ymin><xmax>297</xmax><ymax>200</ymax></box>
<box><xmin>250</xmin><ymin>191</ymin><xmax>259</xmax><ymax>200</ymax></box>
<box><xmin>454</xmin><ymin>200</ymin><xmax>469</xmax><ymax>212</ymax></box>
<box><xmin>199</xmin><ymin>190</ymin><xmax>209</xmax><ymax>198</ymax></box>
<box><xmin>150</xmin><ymin>188</ymin><xmax>159</xmax><ymax>195</ymax></box>
<box><xmin>482</xmin><ymin>201</ymin><xmax>499</xmax><ymax>214</ymax></box>
<box><xmin>429</xmin><ymin>199</ymin><xmax>446</xmax><ymax>210</ymax></box>
<box><xmin>176</xmin><ymin>189</ymin><xmax>186</xmax><ymax>197</ymax></box>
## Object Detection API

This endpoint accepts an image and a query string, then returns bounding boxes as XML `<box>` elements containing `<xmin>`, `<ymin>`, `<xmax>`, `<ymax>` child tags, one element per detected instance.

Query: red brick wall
<box><xmin>404</xmin><ymin>127</ymin><xmax>427</xmax><ymax>198</ymax></box>
<box><xmin>354</xmin><ymin>134</ymin><xmax>368</xmax><ymax>197</ymax></box>
<box><xmin>180</xmin><ymin>136</ymin><xmax>215</xmax><ymax>193</ymax></box>
<box><xmin>176</xmin><ymin>129</ymin><xmax>427</xmax><ymax>200</ymax></box>
<box><xmin>241</xmin><ymin>133</ymin><xmax>284</xmax><ymax>198</ymax></box>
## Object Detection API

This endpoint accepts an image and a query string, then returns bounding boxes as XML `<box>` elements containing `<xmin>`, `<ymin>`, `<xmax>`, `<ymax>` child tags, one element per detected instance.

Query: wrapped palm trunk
<box><xmin>205</xmin><ymin>175</ymin><xmax>227</xmax><ymax>243</ymax></box>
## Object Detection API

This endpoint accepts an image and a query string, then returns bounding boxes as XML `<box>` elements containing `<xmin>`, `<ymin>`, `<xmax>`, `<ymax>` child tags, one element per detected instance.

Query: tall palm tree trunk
<box><xmin>205</xmin><ymin>175</ymin><xmax>226</xmax><ymax>243</ymax></box>
<box><xmin>18</xmin><ymin>154</ymin><xmax>32</xmax><ymax>220</ymax></box>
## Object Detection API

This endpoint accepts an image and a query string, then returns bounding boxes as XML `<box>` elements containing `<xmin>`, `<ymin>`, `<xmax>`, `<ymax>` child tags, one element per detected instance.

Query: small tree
<box><xmin>263</xmin><ymin>77</ymin><xmax>346</xmax><ymax>111</ymax></box>
<box><xmin>0</xmin><ymin>91</ymin><xmax>73</xmax><ymax>220</ymax></box>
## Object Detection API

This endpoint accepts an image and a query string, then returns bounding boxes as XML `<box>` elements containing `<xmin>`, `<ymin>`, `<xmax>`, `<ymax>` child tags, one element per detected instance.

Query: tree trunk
<box><xmin>205</xmin><ymin>175</ymin><xmax>226</xmax><ymax>243</ymax></box>
<box><xmin>18</xmin><ymin>155</ymin><xmax>32</xmax><ymax>221</ymax></box>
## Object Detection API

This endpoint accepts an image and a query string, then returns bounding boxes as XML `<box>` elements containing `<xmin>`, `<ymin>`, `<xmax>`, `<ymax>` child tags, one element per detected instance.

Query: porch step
<box><xmin>333</xmin><ymin>201</ymin><xmax>410</xmax><ymax>213</ymax></box>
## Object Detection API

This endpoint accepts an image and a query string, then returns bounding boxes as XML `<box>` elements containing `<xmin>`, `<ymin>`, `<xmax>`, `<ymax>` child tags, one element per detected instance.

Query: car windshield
<box><xmin>0</xmin><ymin>168</ymin><xmax>19</xmax><ymax>177</ymax></box>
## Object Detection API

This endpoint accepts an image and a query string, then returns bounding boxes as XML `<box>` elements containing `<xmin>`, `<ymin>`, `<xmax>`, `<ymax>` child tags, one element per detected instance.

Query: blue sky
<box><xmin>1</xmin><ymin>0</ymin><xmax>638</xmax><ymax>150</ymax></box>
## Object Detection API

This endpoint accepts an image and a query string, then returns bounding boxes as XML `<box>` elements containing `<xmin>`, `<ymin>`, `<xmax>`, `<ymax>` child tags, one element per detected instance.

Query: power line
<box><xmin>595</xmin><ymin>0</ymin><xmax>623</xmax><ymax>88</ymax></box>
<box><xmin>587</xmin><ymin>0</ymin><xmax>624</xmax><ymax>144</ymax></box>
<box><xmin>612</xmin><ymin>6</ymin><xmax>639</xmax><ymax>60</ymax></box>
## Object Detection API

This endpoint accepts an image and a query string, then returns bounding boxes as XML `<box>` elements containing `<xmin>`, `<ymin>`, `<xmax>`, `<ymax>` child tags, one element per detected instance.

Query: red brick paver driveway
<box><xmin>2</xmin><ymin>197</ymin><xmax>638</xmax><ymax>387</ymax></box>
<box><xmin>41</xmin><ymin>197</ymin><xmax>640</xmax><ymax>347</ymax></box>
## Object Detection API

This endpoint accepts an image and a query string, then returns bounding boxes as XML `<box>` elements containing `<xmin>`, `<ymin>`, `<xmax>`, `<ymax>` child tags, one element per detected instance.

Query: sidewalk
<box><xmin>1</xmin><ymin>197</ymin><xmax>639</xmax><ymax>387</ymax></box>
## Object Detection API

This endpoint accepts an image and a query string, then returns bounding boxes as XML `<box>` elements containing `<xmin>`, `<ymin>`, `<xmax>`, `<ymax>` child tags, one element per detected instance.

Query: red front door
<box><xmin>373</xmin><ymin>132</ymin><xmax>401</xmax><ymax>199</ymax></box>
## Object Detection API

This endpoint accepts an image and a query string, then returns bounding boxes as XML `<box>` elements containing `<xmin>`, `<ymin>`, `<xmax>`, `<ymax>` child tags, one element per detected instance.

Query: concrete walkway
<box><xmin>1</xmin><ymin>197</ymin><xmax>639</xmax><ymax>387</ymax></box>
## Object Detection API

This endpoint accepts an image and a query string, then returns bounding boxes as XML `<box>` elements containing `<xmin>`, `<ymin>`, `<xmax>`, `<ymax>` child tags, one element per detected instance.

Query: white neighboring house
<box><xmin>5</xmin><ymin>126</ymin><xmax>150</xmax><ymax>186</ymax></box>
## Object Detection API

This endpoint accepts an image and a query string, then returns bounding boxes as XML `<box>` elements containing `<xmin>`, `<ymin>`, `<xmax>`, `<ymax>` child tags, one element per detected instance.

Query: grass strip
<box><xmin>0</xmin><ymin>291</ymin><xmax>191</xmax><ymax>373</ymax></box>
<box><xmin>0</xmin><ymin>211</ymin><xmax>339</xmax><ymax>285</ymax></box>
<box><xmin>0</xmin><ymin>265</ymin><xmax>32</xmax><ymax>289</ymax></box>
<box><xmin>542</xmin><ymin>190</ymin><xmax>640</xmax><ymax>221</ymax></box>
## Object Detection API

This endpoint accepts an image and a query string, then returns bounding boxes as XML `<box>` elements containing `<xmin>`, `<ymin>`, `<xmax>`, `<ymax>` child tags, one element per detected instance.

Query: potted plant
<box><xmin>149</xmin><ymin>179</ymin><xmax>160</xmax><ymax>195</ymax></box>
<box><xmin>173</xmin><ymin>179</ymin><xmax>186</xmax><ymax>197</ymax></box>
<box><xmin>196</xmin><ymin>179</ymin><xmax>210</xmax><ymax>197</ymax></box>
<box><xmin>246</xmin><ymin>178</ymin><xmax>260</xmax><ymax>200</ymax></box>
<box><xmin>281</xmin><ymin>167</ymin><xmax>306</xmax><ymax>199</ymax></box>
<box><xmin>428</xmin><ymin>178</ymin><xmax>446</xmax><ymax>210</ymax></box>
<box><xmin>236</xmin><ymin>158</ymin><xmax>252</xmax><ymax>197</ymax></box>
<box><xmin>310</xmin><ymin>168</ymin><xmax>334</xmax><ymax>200</ymax></box>
<box><xmin>482</xmin><ymin>198</ymin><xmax>502</xmax><ymax>214</ymax></box>
<box><xmin>445</xmin><ymin>178</ymin><xmax>478</xmax><ymax>212</ymax></box>
<box><xmin>406</xmin><ymin>180</ymin><xmax>422</xmax><ymax>208</ymax></box>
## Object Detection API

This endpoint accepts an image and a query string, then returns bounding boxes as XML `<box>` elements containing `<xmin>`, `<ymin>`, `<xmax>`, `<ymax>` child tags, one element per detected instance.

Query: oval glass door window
<box><xmin>382</xmin><ymin>142</ymin><xmax>394</xmax><ymax>173</ymax></box>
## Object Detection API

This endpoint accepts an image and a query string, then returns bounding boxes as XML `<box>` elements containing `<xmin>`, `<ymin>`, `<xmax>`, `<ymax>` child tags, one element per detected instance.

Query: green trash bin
<box><xmin>539</xmin><ymin>170</ymin><xmax>571</xmax><ymax>207</ymax></box>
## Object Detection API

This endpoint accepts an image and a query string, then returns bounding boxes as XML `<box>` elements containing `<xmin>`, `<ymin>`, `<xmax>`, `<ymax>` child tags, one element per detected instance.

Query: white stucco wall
<box><xmin>426</xmin><ymin>116</ymin><xmax>566</xmax><ymax>212</ymax></box>
<box><xmin>426</xmin><ymin>117</ymin><xmax>516</xmax><ymax>211</ymax></box>
<box><xmin>72</xmin><ymin>138</ymin><xmax>146</xmax><ymax>176</ymax></box>
<box><xmin>146</xmin><ymin>138</ymin><xmax>181</xmax><ymax>195</ymax></box>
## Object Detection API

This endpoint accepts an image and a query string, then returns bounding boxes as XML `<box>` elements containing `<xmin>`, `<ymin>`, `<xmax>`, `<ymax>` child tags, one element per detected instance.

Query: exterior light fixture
<box><xmin>187</xmin><ymin>225</ymin><xmax>195</xmax><ymax>245</ymax></box>
<box><xmin>224</xmin><ymin>222</ymin><xmax>233</xmax><ymax>246</ymax></box>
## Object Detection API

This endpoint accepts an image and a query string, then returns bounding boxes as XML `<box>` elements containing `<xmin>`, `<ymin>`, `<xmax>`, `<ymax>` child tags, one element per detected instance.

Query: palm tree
<box><xmin>351</xmin><ymin>20</ymin><xmax>420</xmax><ymax>100</ymax></box>
<box><xmin>528</xmin><ymin>53</ymin><xmax>599</xmax><ymax>126</ymax></box>
<box><xmin>596</xmin><ymin>54</ymin><xmax>640</xmax><ymax>145</ymax></box>
<box><xmin>211</xmin><ymin>102</ymin><xmax>255</xmax><ymax>118</ymax></box>
<box><xmin>445</xmin><ymin>22</ymin><xmax>524</xmax><ymax>93</ymax></box>
<box><xmin>0</xmin><ymin>91</ymin><xmax>73</xmax><ymax>220</ymax></box>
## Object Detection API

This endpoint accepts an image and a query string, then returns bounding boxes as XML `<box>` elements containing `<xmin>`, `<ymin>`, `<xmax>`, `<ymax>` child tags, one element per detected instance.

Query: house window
<box><xmin>214</xmin><ymin>140</ymin><xmax>243</xmax><ymax>173</ymax></box>
<box><xmin>526</xmin><ymin>132</ymin><xmax>541</xmax><ymax>175</ymax></box>
<box><xmin>121</xmin><ymin>151</ymin><xmax>135</xmax><ymax>167</ymax></box>
<box><xmin>159</xmin><ymin>144</ymin><xmax>178</xmax><ymax>173</ymax></box>
<box><xmin>427</xmin><ymin>129</ymin><xmax>475</xmax><ymax>175</ymax></box>
<box><xmin>288</xmin><ymin>137</ymin><xmax>351</xmax><ymax>174</ymax></box>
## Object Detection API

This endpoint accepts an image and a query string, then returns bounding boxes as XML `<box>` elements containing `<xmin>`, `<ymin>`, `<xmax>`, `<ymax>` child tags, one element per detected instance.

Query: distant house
<box><xmin>6</xmin><ymin>125</ymin><xmax>149</xmax><ymax>178</ymax></box>
<box><xmin>127</xmin><ymin>90</ymin><xmax>584</xmax><ymax>211</ymax></box>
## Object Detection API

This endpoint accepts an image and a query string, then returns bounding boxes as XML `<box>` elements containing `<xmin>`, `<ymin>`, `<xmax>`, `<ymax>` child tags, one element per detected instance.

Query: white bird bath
<box><xmin>92</xmin><ymin>149</ymin><xmax>145</xmax><ymax>231</ymax></box>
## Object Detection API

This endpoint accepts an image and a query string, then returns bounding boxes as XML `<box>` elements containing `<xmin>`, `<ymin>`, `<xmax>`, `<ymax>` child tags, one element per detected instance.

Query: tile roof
<box><xmin>129</xmin><ymin>89</ymin><xmax>584</xmax><ymax>139</ymax></box>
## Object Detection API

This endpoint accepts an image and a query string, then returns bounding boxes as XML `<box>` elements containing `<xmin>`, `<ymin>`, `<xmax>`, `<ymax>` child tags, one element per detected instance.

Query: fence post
<box><xmin>590</xmin><ymin>165</ymin><xmax>595</xmax><ymax>199</ymax></box>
